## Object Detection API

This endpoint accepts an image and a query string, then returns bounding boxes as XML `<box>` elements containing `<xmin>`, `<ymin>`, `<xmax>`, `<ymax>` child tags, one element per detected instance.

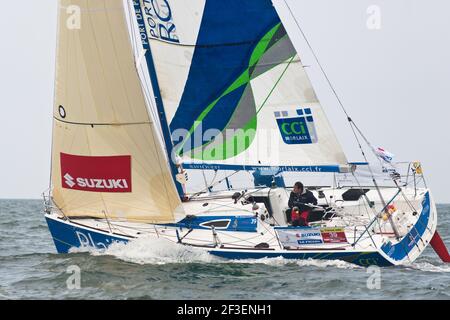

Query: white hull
<box><xmin>45</xmin><ymin>186</ymin><xmax>437</xmax><ymax>267</ymax></box>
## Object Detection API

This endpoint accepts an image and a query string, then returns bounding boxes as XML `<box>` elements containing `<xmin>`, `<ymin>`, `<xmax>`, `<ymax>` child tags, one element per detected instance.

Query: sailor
<box><xmin>288</xmin><ymin>182</ymin><xmax>318</xmax><ymax>226</ymax></box>
<box><xmin>289</xmin><ymin>182</ymin><xmax>318</xmax><ymax>208</ymax></box>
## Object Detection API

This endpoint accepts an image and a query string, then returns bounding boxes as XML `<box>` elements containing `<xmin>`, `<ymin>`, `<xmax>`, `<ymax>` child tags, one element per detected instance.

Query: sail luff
<box><xmin>51</xmin><ymin>0</ymin><xmax>183</xmax><ymax>223</ymax></box>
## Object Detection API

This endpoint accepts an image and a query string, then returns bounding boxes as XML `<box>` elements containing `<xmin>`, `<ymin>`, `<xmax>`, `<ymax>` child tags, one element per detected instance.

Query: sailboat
<box><xmin>44</xmin><ymin>0</ymin><xmax>450</xmax><ymax>267</ymax></box>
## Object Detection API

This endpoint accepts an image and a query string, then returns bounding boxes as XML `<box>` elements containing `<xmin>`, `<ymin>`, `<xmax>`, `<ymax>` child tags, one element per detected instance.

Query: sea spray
<box><xmin>72</xmin><ymin>237</ymin><xmax>361</xmax><ymax>269</ymax></box>
<box><xmin>403</xmin><ymin>261</ymin><xmax>450</xmax><ymax>273</ymax></box>
<box><xmin>91</xmin><ymin>236</ymin><xmax>219</xmax><ymax>265</ymax></box>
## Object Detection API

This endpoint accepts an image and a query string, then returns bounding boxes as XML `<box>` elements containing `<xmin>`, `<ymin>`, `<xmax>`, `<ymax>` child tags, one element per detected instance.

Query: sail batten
<box><xmin>51</xmin><ymin>0</ymin><xmax>183</xmax><ymax>223</ymax></box>
<box><xmin>53</xmin><ymin>118</ymin><xmax>153</xmax><ymax>126</ymax></box>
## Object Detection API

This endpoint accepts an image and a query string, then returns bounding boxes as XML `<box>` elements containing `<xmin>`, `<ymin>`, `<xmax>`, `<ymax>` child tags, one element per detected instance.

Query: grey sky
<box><xmin>1</xmin><ymin>0</ymin><xmax>449</xmax><ymax>202</ymax></box>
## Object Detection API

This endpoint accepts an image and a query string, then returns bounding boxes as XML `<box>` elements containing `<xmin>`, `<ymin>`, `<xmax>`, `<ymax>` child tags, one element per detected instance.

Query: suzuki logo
<box><xmin>63</xmin><ymin>174</ymin><xmax>130</xmax><ymax>190</ymax></box>
<box><xmin>60</xmin><ymin>153</ymin><xmax>132</xmax><ymax>193</ymax></box>
<box><xmin>64</xmin><ymin>173</ymin><xmax>76</xmax><ymax>188</ymax></box>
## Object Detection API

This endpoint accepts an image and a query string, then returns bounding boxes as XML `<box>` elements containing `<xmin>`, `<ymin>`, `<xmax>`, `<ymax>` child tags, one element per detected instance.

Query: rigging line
<box><xmin>395</xmin><ymin>199</ymin><xmax>428</xmax><ymax>248</ymax></box>
<box><xmin>393</xmin><ymin>181</ymin><xmax>432</xmax><ymax>237</ymax></box>
<box><xmin>350</xmin><ymin>119</ymin><xmax>410</xmax><ymax>238</ymax></box>
<box><xmin>209</xmin><ymin>170</ymin><xmax>219</xmax><ymax>188</ymax></box>
<box><xmin>350</xmin><ymin>117</ymin><xmax>399</xmax><ymax>182</ymax></box>
<box><xmin>125</xmin><ymin>0</ymin><xmax>137</xmax><ymax>56</ymax></box>
<box><xmin>201</xmin><ymin>170</ymin><xmax>210</xmax><ymax>191</ymax></box>
<box><xmin>352</xmin><ymin>188</ymin><xmax>402</xmax><ymax>246</ymax></box>
<box><xmin>133</xmin><ymin>48</ymin><xmax>166</xmax><ymax>141</ymax></box>
<box><xmin>259</xmin><ymin>218</ymin><xmax>278</xmax><ymax>242</ymax></box>
<box><xmin>215</xmin><ymin>230</ymin><xmax>268</xmax><ymax>246</ymax></box>
<box><xmin>256</xmin><ymin>55</ymin><xmax>296</xmax><ymax>114</ymax></box>
<box><xmin>397</xmin><ymin>185</ymin><xmax>419</xmax><ymax>214</ymax></box>
<box><xmin>53</xmin><ymin>117</ymin><xmax>152</xmax><ymax>127</ymax></box>
<box><xmin>190</xmin><ymin>171</ymin><xmax>241</xmax><ymax>198</ymax></box>
<box><xmin>48</xmin><ymin>0</ymin><xmax>64</xmax><ymax>198</ymax></box>
<box><xmin>347</xmin><ymin>119</ymin><xmax>390</xmax><ymax>218</ymax></box>
<box><xmin>140</xmin><ymin>101</ymin><xmax>178</xmax><ymax>210</ymax></box>
<box><xmin>215</xmin><ymin>234</ymin><xmax>263</xmax><ymax>246</ymax></box>
<box><xmin>282</xmin><ymin>0</ymin><xmax>389</xmax><ymax>194</ymax></box>
<box><xmin>135</xmin><ymin>58</ymin><xmax>169</xmax><ymax>164</ymax></box>
<box><xmin>351</xmin><ymin>171</ymin><xmax>380</xmax><ymax>226</ymax></box>
<box><xmin>105</xmin><ymin>224</ymin><xmax>134</xmax><ymax>238</ymax></box>
<box><xmin>125</xmin><ymin>2</ymin><xmax>165</xmax><ymax>140</ymax></box>
<box><xmin>103</xmin><ymin>220</ymin><xmax>156</xmax><ymax>230</ymax></box>
<box><xmin>201</xmin><ymin>170</ymin><xmax>220</xmax><ymax>192</ymax></box>
<box><xmin>128</xmin><ymin>3</ymin><xmax>185</xmax><ymax>199</ymax></box>
<box><xmin>282</xmin><ymin>0</ymin><xmax>352</xmax><ymax>119</ymax></box>
<box><xmin>52</xmin><ymin>199</ymin><xmax>71</xmax><ymax>222</ymax></box>
<box><xmin>348</xmin><ymin>120</ymin><xmax>396</xmax><ymax>226</ymax></box>
<box><xmin>139</xmin><ymin>64</ymin><xmax>162</xmax><ymax>130</ymax></box>
<box><xmin>282</xmin><ymin>0</ymin><xmax>392</xmax><ymax>173</ymax></box>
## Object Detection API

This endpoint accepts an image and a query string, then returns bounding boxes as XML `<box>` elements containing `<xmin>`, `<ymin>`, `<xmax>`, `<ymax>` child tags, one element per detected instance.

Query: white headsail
<box><xmin>131</xmin><ymin>0</ymin><xmax>349</xmax><ymax>173</ymax></box>
<box><xmin>51</xmin><ymin>0</ymin><xmax>183</xmax><ymax>223</ymax></box>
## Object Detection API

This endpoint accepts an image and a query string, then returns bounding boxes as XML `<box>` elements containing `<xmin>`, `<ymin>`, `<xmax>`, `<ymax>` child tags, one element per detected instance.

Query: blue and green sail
<box><xmin>170</xmin><ymin>0</ymin><xmax>298</xmax><ymax>161</ymax></box>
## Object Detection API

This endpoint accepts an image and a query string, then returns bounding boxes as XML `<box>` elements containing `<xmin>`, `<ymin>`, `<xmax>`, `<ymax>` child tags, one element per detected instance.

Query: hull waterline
<box><xmin>45</xmin><ymin>215</ymin><xmax>393</xmax><ymax>267</ymax></box>
<box><xmin>44</xmin><ymin>189</ymin><xmax>438</xmax><ymax>268</ymax></box>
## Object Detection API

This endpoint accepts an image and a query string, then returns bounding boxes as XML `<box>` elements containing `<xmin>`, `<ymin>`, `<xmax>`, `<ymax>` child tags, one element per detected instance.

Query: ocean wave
<box><xmin>404</xmin><ymin>261</ymin><xmax>450</xmax><ymax>273</ymax></box>
<box><xmin>228</xmin><ymin>256</ymin><xmax>361</xmax><ymax>269</ymax></box>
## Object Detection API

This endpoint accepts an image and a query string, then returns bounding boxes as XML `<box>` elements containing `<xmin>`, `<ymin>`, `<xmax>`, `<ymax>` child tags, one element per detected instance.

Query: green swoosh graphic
<box><xmin>178</xmin><ymin>23</ymin><xmax>296</xmax><ymax>161</ymax></box>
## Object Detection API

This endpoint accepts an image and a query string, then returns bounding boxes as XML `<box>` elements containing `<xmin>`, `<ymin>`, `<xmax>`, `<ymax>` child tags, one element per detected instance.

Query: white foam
<box><xmin>69</xmin><ymin>246</ymin><xmax>98</xmax><ymax>254</ymax></box>
<box><xmin>89</xmin><ymin>236</ymin><xmax>220</xmax><ymax>265</ymax></box>
<box><xmin>295</xmin><ymin>258</ymin><xmax>362</xmax><ymax>269</ymax></box>
<box><xmin>405</xmin><ymin>261</ymin><xmax>450</xmax><ymax>273</ymax></box>
<box><xmin>228</xmin><ymin>256</ymin><xmax>361</xmax><ymax>269</ymax></box>
<box><xmin>74</xmin><ymin>237</ymin><xmax>361</xmax><ymax>269</ymax></box>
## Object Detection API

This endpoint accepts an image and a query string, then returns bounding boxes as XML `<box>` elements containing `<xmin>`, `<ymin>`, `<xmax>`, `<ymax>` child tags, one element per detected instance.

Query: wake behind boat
<box><xmin>44</xmin><ymin>0</ymin><xmax>450</xmax><ymax>267</ymax></box>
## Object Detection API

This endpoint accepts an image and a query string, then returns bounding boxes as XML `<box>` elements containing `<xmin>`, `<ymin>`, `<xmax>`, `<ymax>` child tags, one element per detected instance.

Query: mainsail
<box><xmin>51</xmin><ymin>0</ymin><xmax>183</xmax><ymax>223</ymax></box>
<box><xmin>131</xmin><ymin>0</ymin><xmax>349</xmax><ymax>173</ymax></box>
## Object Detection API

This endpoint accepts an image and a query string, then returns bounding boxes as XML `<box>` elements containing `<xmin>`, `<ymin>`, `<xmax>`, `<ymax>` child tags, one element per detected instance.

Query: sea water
<box><xmin>0</xmin><ymin>199</ymin><xmax>449</xmax><ymax>300</ymax></box>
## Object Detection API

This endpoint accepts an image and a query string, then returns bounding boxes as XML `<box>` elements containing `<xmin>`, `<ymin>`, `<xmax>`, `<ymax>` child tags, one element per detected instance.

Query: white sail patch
<box><xmin>138</xmin><ymin>0</ymin><xmax>206</xmax><ymax>45</ymax></box>
<box><xmin>151</xmin><ymin>43</ymin><xmax>197</xmax><ymax>123</ymax></box>
<box><xmin>134</xmin><ymin>0</ymin><xmax>206</xmax><ymax>122</ymax></box>
<box><xmin>140</xmin><ymin>0</ymin><xmax>179</xmax><ymax>43</ymax></box>
<box><xmin>248</xmin><ymin>56</ymin><xmax>348</xmax><ymax>167</ymax></box>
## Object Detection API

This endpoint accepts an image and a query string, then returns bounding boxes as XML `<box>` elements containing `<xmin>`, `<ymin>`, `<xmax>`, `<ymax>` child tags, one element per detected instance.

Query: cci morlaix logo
<box><xmin>275</xmin><ymin>108</ymin><xmax>318</xmax><ymax>145</ymax></box>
